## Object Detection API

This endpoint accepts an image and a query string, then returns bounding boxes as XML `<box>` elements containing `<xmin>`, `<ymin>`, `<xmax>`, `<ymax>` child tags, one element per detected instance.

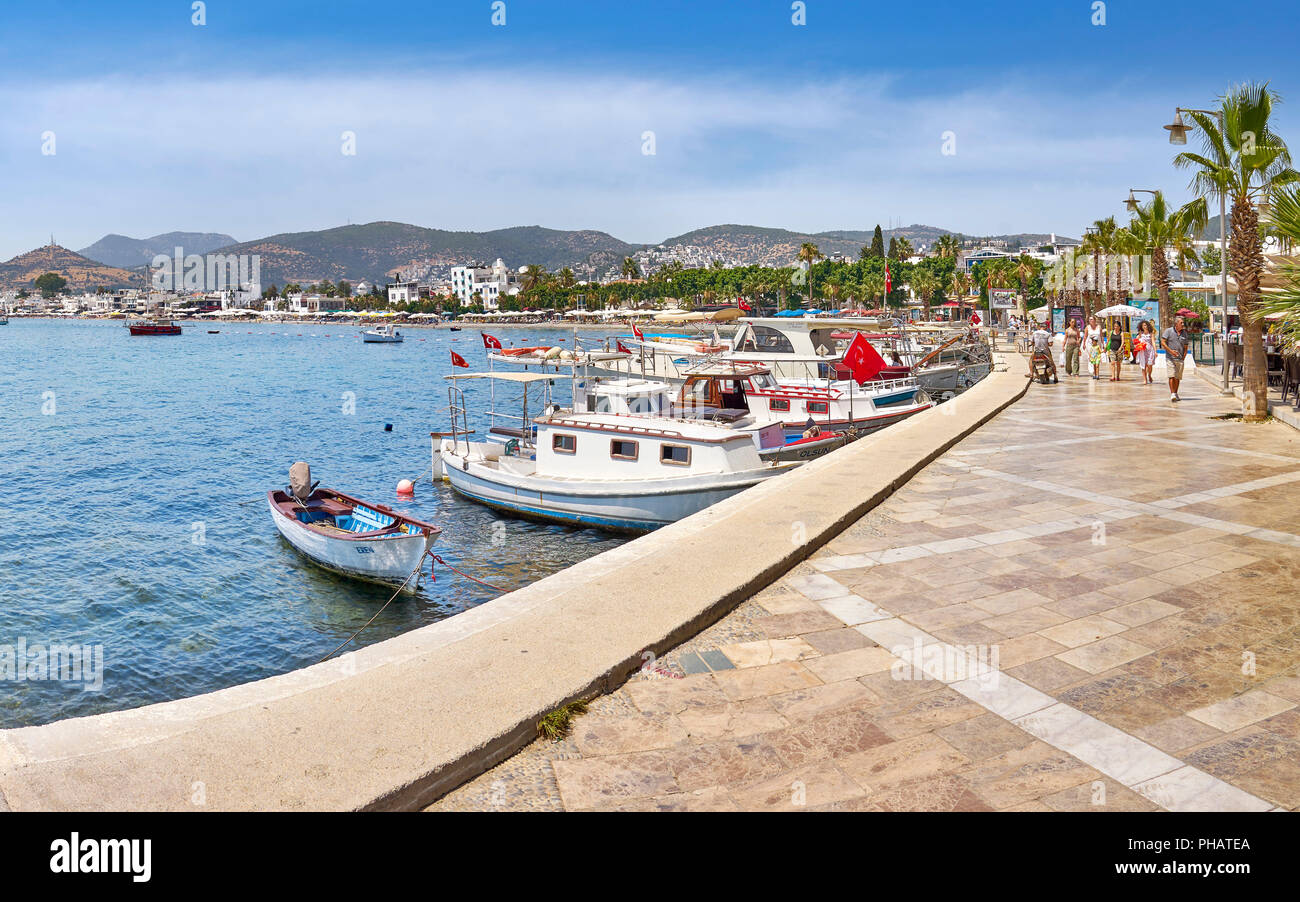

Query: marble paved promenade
<box><xmin>432</xmin><ymin>371</ymin><xmax>1300</xmax><ymax>812</ymax></box>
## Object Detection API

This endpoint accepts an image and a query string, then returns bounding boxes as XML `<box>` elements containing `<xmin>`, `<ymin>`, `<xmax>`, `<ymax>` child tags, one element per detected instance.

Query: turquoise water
<box><xmin>0</xmin><ymin>319</ymin><xmax>626</xmax><ymax>726</ymax></box>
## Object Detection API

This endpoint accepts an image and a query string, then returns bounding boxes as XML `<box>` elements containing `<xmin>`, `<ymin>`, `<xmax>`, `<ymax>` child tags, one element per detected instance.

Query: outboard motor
<box><xmin>289</xmin><ymin>461</ymin><xmax>317</xmax><ymax>504</ymax></box>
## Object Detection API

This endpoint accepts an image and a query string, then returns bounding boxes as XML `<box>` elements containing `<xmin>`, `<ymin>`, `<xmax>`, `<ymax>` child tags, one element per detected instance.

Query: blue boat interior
<box><xmin>295</xmin><ymin>500</ymin><xmax>398</xmax><ymax>534</ymax></box>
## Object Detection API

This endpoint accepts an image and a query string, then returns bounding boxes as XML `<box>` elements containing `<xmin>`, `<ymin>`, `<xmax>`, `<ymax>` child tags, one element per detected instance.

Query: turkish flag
<box><xmin>970</xmin><ymin>312</ymin><xmax>982</xmax><ymax>326</ymax></box>
<box><xmin>481</xmin><ymin>332</ymin><xmax>502</xmax><ymax>350</ymax></box>
<box><xmin>616</xmin><ymin>340</ymin><xmax>631</xmax><ymax>354</ymax></box>
<box><xmin>738</xmin><ymin>298</ymin><xmax>752</xmax><ymax>312</ymax></box>
<box><xmin>841</xmin><ymin>331</ymin><xmax>887</xmax><ymax>384</ymax></box>
<box><xmin>885</xmin><ymin>261</ymin><xmax>892</xmax><ymax>296</ymax></box>
<box><xmin>631</xmin><ymin>323</ymin><xmax>644</xmax><ymax>341</ymax></box>
<box><xmin>451</xmin><ymin>351</ymin><xmax>469</xmax><ymax>368</ymax></box>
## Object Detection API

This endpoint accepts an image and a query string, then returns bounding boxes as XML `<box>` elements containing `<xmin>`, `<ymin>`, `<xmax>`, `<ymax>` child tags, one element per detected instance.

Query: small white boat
<box><xmin>267</xmin><ymin>463</ymin><xmax>440</xmax><ymax>592</ymax></box>
<box><xmin>435</xmin><ymin>373</ymin><xmax>796</xmax><ymax>532</ymax></box>
<box><xmin>362</xmin><ymin>324</ymin><xmax>403</xmax><ymax>343</ymax></box>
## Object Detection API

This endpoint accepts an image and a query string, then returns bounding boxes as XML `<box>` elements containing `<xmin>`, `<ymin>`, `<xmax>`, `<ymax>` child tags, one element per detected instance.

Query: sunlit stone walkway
<box><xmin>431</xmin><ymin>370</ymin><xmax>1300</xmax><ymax>812</ymax></box>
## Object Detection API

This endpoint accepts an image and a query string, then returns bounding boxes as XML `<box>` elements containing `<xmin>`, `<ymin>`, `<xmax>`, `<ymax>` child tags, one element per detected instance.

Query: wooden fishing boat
<box><xmin>267</xmin><ymin>464</ymin><xmax>440</xmax><ymax>592</ymax></box>
<box><xmin>127</xmin><ymin>318</ymin><xmax>182</xmax><ymax>335</ymax></box>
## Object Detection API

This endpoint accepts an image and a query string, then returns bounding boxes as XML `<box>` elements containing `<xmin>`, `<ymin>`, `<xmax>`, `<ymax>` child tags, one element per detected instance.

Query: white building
<box><xmin>450</xmin><ymin>258</ymin><xmax>517</xmax><ymax>310</ymax></box>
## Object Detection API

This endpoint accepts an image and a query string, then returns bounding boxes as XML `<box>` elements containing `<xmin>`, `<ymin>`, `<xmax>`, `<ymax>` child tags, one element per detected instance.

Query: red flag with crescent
<box><xmin>631</xmin><ymin>323</ymin><xmax>644</xmax><ymax>341</ymax></box>
<box><xmin>841</xmin><ymin>331</ymin><xmax>887</xmax><ymax>385</ymax></box>
<box><xmin>616</xmin><ymin>340</ymin><xmax>632</xmax><ymax>354</ymax></box>
<box><xmin>884</xmin><ymin>261</ymin><xmax>892</xmax><ymax>296</ymax></box>
<box><xmin>481</xmin><ymin>332</ymin><xmax>502</xmax><ymax>350</ymax></box>
<box><xmin>451</xmin><ymin>350</ymin><xmax>469</xmax><ymax>368</ymax></box>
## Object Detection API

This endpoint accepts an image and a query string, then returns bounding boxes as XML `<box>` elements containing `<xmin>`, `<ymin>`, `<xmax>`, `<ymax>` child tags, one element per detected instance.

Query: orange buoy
<box><xmin>396</xmin><ymin>479</ymin><xmax>414</xmax><ymax>496</ymax></box>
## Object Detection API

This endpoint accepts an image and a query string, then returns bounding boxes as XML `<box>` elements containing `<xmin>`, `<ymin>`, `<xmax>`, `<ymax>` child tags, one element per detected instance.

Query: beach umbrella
<box><xmin>1094</xmin><ymin>303</ymin><xmax>1146</xmax><ymax>318</ymax></box>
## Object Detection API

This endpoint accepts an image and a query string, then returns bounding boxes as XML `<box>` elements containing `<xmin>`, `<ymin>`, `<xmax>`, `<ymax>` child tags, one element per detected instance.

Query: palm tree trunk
<box><xmin>1232</xmin><ymin>198</ymin><xmax>1268</xmax><ymax>421</ymax></box>
<box><xmin>1153</xmin><ymin>248</ymin><xmax>1171</xmax><ymax>332</ymax></box>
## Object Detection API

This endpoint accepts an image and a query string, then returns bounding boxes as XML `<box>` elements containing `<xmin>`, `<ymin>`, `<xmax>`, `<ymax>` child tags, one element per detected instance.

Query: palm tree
<box><xmin>911</xmin><ymin>269</ymin><xmax>939</xmax><ymax>321</ymax></box>
<box><xmin>1125</xmin><ymin>192</ymin><xmax>1206</xmax><ymax>330</ymax></box>
<box><xmin>1258</xmin><ymin>182</ymin><xmax>1300</xmax><ymax>349</ymax></box>
<box><xmin>621</xmin><ymin>257</ymin><xmax>640</xmax><ymax>280</ymax></box>
<box><xmin>1011</xmin><ymin>253</ymin><xmax>1043</xmax><ymax>320</ymax></box>
<box><xmin>521</xmin><ymin>264</ymin><xmax>548</xmax><ymax>293</ymax></box>
<box><xmin>1081</xmin><ymin>217</ymin><xmax>1120</xmax><ymax>316</ymax></box>
<box><xmin>1175</xmin><ymin>82</ymin><xmax>1300</xmax><ymax>420</ymax></box>
<box><xmin>556</xmin><ymin>267</ymin><xmax>576</xmax><ymax>290</ymax></box>
<box><xmin>797</xmin><ymin>242</ymin><xmax>823</xmax><ymax>304</ymax></box>
<box><xmin>934</xmin><ymin>234</ymin><xmax>961</xmax><ymax>260</ymax></box>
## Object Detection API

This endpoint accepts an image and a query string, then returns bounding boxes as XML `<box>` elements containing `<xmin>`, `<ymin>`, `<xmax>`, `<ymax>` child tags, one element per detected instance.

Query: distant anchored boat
<box><xmin>267</xmin><ymin>463</ymin><xmax>441</xmax><ymax>592</ymax></box>
<box><xmin>362</xmin><ymin>324</ymin><xmax>403</xmax><ymax>343</ymax></box>
<box><xmin>127</xmin><ymin>318</ymin><xmax>182</xmax><ymax>335</ymax></box>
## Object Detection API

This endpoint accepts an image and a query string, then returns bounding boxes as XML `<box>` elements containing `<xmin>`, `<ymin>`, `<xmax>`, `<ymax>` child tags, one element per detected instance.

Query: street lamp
<box><xmin>1125</xmin><ymin>188</ymin><xmax>1159</xmax><ymax>300</ymax></box>
<box><xmin>1165</xmin><ymin>107</ymin><xmax>1231</xmax><ymax>394</ymax></box>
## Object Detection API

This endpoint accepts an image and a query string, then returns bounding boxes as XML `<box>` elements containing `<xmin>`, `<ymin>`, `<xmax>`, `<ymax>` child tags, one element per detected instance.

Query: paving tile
<box><xmin>801</xmin><ymin>627</ymin><xmax>873</xmax><ymax>655</ymax></box>
<box><xmin>676</xmin><ymin>697</ymin><xmax>789</xmax><ymax>742</ymax></box>
<box><xmin>1037</xmin><ymin>615</ymin><xmax>1128</xmax><ymax>648</ymax></box>
<box><xmin>1055</xmin><ymin>636</ymin><xmax>1152</xmax><ymax>674</ymax></box>
<box><xmin>677</xmin><ymin>651</ymin><xmax>710</xmax><ymax>675</ymax></box>
<box><xmin>1039</xmin><ymin>777</ymin><xmax>1161</xmax><ymax>812</ymax></box>
<box><xmin>572</xmin><ymin>713</ymin><xmax>690</xmax><ymax>757</ymax></box>
<box><xmin>552</xmin><ymin>751</ymin><xmax>679</xmax><ymax>810</ymax></box>
<box><xmin>839</xmin><ymin>733</ymin><xmax>971</xmax><ymax>792</ymax></box>
<box><xmin>1103</xmin><ymin>598</ymin><xmax>1184</xmax><ymax>627</ymax></box>
<box><xmin>1187</xmin><ymin>690</ymin><xmax>1296</xmax><ymax>732</ymax></box>
<box><xmin>802</xmin><ymin>646</ymin><xmax>898</xmax><ymax>682</ymax></box>
<box><xmin>753</xmin><ymin>610</ymin><xmax>845</xmax><ymax>638</ymax></box>
<box><xmin>1012</xmin><ymin>703</ymin><xmax>1184</xmax><ymax>785</ymax></box>
<box><xmin>712</xmin><ymin>661</ymin><xmax>822</xmax><ymax>701</ymax></box>
<box><xmin>817</xmin><ymin>594</ymin><xmax>890</xmax><ymax>626</ymax></box>
<box><xmin>728</xmin><ymin>761</ymin><xmax>867</xmax><ymax>810</ymax></box>
<box><xmin>867</xmin><ymin>775</ymin><xmax>994</xmax><ymax>812</ymax></box>
<box><xmin>717</xmin><ymin>638</ymin><xmax>817</xmax><ymax>669</ymax></box>
<box><xmin>625</xmin><ymin>673</ymin><xmax>728</xmax><ymax>716</ymax></box>
<box><xmin>1132</xmin><ymin>765</ymin><xmax>1273</xmax><ymax>812</ymax></box>
<box><xmin>769</xmin><ymin>680</ymin><xmax>883</xmax><ymax>723</ymax></box>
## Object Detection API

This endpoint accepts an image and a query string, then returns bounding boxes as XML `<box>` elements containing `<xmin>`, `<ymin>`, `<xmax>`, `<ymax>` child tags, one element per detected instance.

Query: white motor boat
<box><xmin>434</xmin><ymin>373</ymin><xmax>796</xmax><ymax>532</ymax></box>
<box><xmin>362</xmin><ymin>324</ymin><xmax>403</xmax><ymax>343</ymax></box>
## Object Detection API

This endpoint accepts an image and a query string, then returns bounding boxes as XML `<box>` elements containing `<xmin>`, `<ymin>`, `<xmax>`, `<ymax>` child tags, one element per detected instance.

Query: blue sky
<box><xmin>3</xmin><ymin>0</ymin><xmax>1299</xmax><ymax>259</ymax></box>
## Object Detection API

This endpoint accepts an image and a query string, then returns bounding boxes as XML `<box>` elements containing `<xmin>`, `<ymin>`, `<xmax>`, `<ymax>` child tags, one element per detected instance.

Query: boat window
<box><xmin>552</xmin><ymin>433</ymin><xmax>577</xmax><ymax>454</ymax></box>
<box><xmin>610</xmin><ymin>439</ymin><xmax>638</xmax><ymax>460</ymax></box>
<box><xmin>749</xmin><ymin>325</ymin><xmax>795</xmax><ymax>354</ymax></box>
<box><xmin>807</xmin><ymin>401</ymin><xmax>829</xmax><ymax>414</ymax></box>
<box><xmin>809</xmin><ymin>328</ymin><xmax>836</xmax><ymax>356</ymax></box>
<box><xmin>749</xmin><ymin>373</ymin><xmax>777</xmax><ymax>390</ymax></box>
<box><xmin>660</xmin><ymin>444</ymin><xmax>691</xmax><ymax>466</ymax></box>
<box><xmin>770</xmin><ymin>398</ymin><xmax>790</xmax><ymax>411</ymax></box>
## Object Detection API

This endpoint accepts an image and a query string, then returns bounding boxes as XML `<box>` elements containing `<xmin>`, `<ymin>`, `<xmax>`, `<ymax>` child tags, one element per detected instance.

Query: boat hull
<box><xmin>267</xmin><ymin>496</ymin><xmax>435</xmax><ymax>592</ymax></box>
<box><xmin>362</xmin><ymin>335</ymin><xmax>403</xmax><ymax>343</ymax></box>
<box><xmin>439</xmin><ymin>446</ymin><xmax>791</xmax><ymax>532</ymax></box>
<box><xmin>128</xmin><ymin>324</ymin><xmax>182</xmax><ymax>335</ymax></box>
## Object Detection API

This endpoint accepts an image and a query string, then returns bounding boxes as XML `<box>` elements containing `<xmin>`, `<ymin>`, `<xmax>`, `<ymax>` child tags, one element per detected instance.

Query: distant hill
<box><xmin>78</xmin><ymin>232</ymin><xmax>238</xmax><ymax>268</ymax></box>
<box><xmin>0</xmin><ymin>245</ymin><xmax>139</xmax><ymax>291</ymax></box>
<box><xmin>42</xmin><ymin>220</ymin><xmax>1076</xmax><ymax>291</ymax></box>
<box><xmin>209</xmin><ymin>222</ymin><xmax>639</xmax><ymax>286</ymax></box>
<box><xmin>658</xmin><ymin>224</ymin><xmax>1069</xmax><ymax>265</ymax></box>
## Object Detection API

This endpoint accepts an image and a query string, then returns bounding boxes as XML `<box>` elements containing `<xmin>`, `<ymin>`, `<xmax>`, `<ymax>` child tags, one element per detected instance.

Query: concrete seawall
<box><xmin>0</xmin><ymin>353</ymin><xmax>1031</xmax><ymax>811</ymax></box>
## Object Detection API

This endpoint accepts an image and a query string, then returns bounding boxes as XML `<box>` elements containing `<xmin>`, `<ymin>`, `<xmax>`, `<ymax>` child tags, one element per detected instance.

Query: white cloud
<box><xmin>0</xmin><ymin>68</ymin><xmax>1201</xmax><ymax>257</ymax></box>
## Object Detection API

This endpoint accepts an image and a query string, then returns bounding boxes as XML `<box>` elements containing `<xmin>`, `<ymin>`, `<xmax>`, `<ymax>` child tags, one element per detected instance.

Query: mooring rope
<box><xmin>317</xmin><ymin>548</ymin><xmax>432</xmax><ymax>663</ymax></box>
<box><xmin>430</xmin><ymin>554</ymin><xmax>507</xmax><ymax>593</ymax></box>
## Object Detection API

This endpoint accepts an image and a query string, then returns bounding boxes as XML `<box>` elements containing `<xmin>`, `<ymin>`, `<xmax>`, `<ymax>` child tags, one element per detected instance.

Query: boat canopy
<box><xmin>444</xmin><ymin>372</ymin><xmax>558</xmax><ymax>383</ymax></box>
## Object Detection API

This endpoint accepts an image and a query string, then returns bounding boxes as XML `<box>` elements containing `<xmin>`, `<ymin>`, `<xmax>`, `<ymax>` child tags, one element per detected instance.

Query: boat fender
<box><xmin>544</xmin><ymin>346</ymin><xmax>563</xmax><ymax>360</ymax></box>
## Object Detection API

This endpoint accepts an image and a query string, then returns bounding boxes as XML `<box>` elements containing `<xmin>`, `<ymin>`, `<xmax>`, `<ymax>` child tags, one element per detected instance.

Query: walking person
<box><xmin>1162</xmin><ymin>315</ymin><xmax>1189</xmax><ymax>402</ymax></box>
<box><xmin>1084</xmin><ymin>316</ymin><xmax>1103</xmax><ymax>380</ymax></box>
<box><xmin>1107</xmin><ymin>326</ymin><xmax>1124</xmax><ymax>381</ymax></box>
<box><xmin>1064</xmin><ymin>318</ymin><xmax>1081</xmax><ymax>376</ymax></box>
<box><xmin>1134</xmin><ymin>320</ymin><xmax>1157</xmax><ymax>384</ymax></box>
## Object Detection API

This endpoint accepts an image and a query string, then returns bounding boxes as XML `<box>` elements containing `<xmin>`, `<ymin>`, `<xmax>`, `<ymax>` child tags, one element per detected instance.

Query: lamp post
<box><xmin>1124</xmin><ymin>187</ymin><xmax>1158</xmax><ymax>311</ymax></box>
<box><xmin>1165</xmin><ymin>107</ymin><xmax>1231</xmax><ymax>394</ymax></box>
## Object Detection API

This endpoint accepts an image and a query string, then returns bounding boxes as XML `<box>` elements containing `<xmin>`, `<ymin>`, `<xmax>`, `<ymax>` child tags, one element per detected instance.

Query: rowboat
<box><xmin>267</xmin><ymin>463</ymin><xmax>440</xmax><ymax>592</ymax></box>
<box><xmin>362</xmin><ymin>324</ymin><xmax>403</xmax><ymax>343</ymax></box>
<box><xmin>127</xmin><ymin>318</ymin><xmax>182</xmax><ymax>335</ymax></box>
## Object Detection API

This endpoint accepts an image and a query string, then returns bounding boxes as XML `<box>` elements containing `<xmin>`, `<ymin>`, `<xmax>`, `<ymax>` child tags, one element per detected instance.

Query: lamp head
<box><xmin>1164</xmin><ymin>110</ymin><xmax>1190</xmax><ymax>146</ymax></box>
